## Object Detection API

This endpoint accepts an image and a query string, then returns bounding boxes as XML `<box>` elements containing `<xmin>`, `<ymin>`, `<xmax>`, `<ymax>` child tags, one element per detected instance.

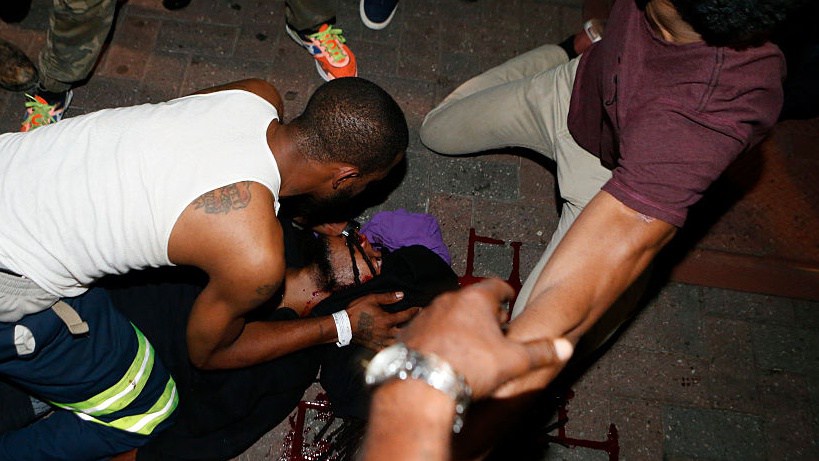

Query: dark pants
<box><xmin>285</xmin><ymin>0</ymin><xmax>335</xmax><ymax>31</ymax></box>
<box><xmin>0</xmin><ymin>289</ymin><xmax>177</xmax><ymax>461</ymax></box>
<box><xmin>101</xmin><ymin>270</ymin><xmax>320</xmax><ymax>461</ymax></box>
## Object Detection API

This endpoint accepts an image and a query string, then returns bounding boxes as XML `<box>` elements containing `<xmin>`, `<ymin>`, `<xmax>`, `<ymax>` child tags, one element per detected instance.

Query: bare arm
<box><xmin>498</xmin><ymin>190</ymin><xmax>676</xmax><ymax>395</ymax></box>
<box><xmin>361</xmin><ymin>198</ymin><xmax>666</xmax><ymax>461</ymax></box>
<box><xmin>359</xmin><ymin>280</ymin><xmax>573</xmax><ymax>461</ymax></box>
<box><xmin>169</xmin><ymin>183</ymin><xmax>416</xmax><ymax>369</ymax></box>
<box><xmin>184</xmin><ymin>286</ymin><xmax>416</xmax><ymax>369</ymax></box>
<box><xmin>168</xmin><ymin>181</ymin><xmax>289</xmax><ymax>368</ymax></box>
<box><xmin>443</xmin><ymin>192</ymin><xmax>676</xmax><ymax>460</ymax></box>
<box><xmin>184</xmin><ymin>284</ymin><xmax>334</xmax><ymax>369</ymax></box>
<box><xmin>167</xmin><ymin>181</ymin><xmax>321</xmax><ymax>369</ymax></box>
<box><xmin>363</xmin><ymin>380</ymin><xmax>455</xmax><ymax>461</ymax></box>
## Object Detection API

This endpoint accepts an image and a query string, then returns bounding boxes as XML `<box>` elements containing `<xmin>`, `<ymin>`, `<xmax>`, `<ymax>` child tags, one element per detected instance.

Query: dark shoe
<box><xmin>0</xmin><ymin>38</ymin><xmax>38</xmax><ymax>92</ymax></box>
<box><xmin>360</xmin><ymin>0</ymin><xmax>398</xmax><ymax>30</ymax></box>
<box><xmin>0</xmin><ymin>0</ymin><xmax>32</xmax><ymax>23</ymax></box>
<box><xmin>21</xmin><ymin>88</ymin><xmax>73</xmax><ymax>132</ymax></box>
<box><xmin>163</xmin><ymin>0</ymin><xmax>191</xmax><ymax>10</ymax></box>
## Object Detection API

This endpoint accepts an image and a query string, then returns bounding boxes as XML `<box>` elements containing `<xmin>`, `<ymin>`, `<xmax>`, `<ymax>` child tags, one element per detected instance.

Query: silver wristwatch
<box><xmin>364</xmin><ymin>342</ymin><xmax>472</xmax><ymax>433</ymax></box>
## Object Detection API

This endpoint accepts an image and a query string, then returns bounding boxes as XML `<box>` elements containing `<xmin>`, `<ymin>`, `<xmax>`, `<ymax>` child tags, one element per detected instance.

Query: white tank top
<box><xmin>0</xmin><ymin>90</ymin><xmax>281</xmax><ymax>297</ymax></box>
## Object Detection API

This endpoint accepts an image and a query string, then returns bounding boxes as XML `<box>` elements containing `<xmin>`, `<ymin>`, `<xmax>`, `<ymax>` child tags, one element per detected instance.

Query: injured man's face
<box><xmin>277</xmin><ymin>222</ymin><xmax>385</xmax><ymax>317</ymax></box>
<box><xmin>313</xmin><ymin>229</ymin><xmax>383</xmax><ymax>293</ymax></box>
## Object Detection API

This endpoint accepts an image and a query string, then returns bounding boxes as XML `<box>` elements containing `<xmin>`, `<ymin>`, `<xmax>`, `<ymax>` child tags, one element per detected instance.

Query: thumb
<box><xmin>490</xmin><ymin>338</ymin><xmax>574</xmax><ymax>399</ymax></box>
<box><xmin>520</xmin><ymin>338</ymin><xmax>574</xmax><ymax>371</ymax></box>
<box><xmin>490</xmin><ymin>339</ymin><xmax>574</xmax><ymax>400</ymax></box>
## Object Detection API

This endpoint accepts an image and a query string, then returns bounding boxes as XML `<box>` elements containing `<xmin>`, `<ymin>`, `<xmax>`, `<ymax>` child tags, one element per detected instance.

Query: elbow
<box><xmin>188</xmin><ymin>346</ymin><xmax>222</xmax><ymax>371</ymax></box>
<box><xmin>189</xmin><ymin>353</ymin><xmax>213</xmax><ymax>371</ymax></box>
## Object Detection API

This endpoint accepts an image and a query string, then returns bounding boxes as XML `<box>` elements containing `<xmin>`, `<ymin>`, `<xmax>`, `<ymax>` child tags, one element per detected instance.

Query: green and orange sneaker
<box><xmin>21</xmin><ymin>89</ymin><xmax>72</xmax><ymax>132</ymax></box>
<box><xmin>286</xmin><ymin>23</ymin><xmax>357</xmax><ymax>81</ymax></box>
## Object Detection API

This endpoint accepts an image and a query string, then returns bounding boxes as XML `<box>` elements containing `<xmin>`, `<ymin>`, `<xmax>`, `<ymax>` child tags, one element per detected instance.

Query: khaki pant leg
<box><xmin>510</xmin><ymin>129</ymin><xmax>613</xmax><ymax>318</ymax></box>
<box><xmin>420</xmin><ymin>44</ymin><xmax>571</xmax><ymax>157</ymax></box>
<box><xmin>423</xmin><ymin>47</ymin><xmax>640</xmax><ymax>356</ymax></box>
<box><xmin>508</xmin><ymin>60</ymin><xmax>649</xmax><ymax>360</ymax></box>
<box><xmin>511</xmin><ymin>127</ymin><xmax>648</xmax><ymax>362</ymax></box>
<box><xmin>39</xmin><ymin>0</ymin><xmax>116</xmax><ymax>92</ymax></box>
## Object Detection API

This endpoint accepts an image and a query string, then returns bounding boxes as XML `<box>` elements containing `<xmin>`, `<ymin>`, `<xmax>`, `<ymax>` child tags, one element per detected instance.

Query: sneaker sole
<box><xmin>360</xmin><ymin>0</ymin><xmax>398</xmax><ymax>30</ymax></box>
<box><xmin>314</xmin><ymin>60</ymin><xmax>358</xmax><ymax>82</ymax></box>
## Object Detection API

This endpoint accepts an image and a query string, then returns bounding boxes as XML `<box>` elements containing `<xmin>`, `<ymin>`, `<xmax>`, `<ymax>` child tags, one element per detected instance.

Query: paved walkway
<box><xmin>1</xmin><ymin>0</ymin><xmax>817</xmax><ymax>459</ymax></box>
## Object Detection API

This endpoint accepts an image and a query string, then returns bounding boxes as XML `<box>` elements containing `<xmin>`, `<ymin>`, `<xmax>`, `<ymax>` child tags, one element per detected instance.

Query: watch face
<box><xmin>365</xmin><ymin>343</ymin><xmax>408</xmax><ymax>385</ymax></box>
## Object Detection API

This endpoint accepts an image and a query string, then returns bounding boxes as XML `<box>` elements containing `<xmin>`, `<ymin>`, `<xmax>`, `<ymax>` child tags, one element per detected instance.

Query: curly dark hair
<box><xmin>289</xmin><ymin>77</ymin><xmax>408</xmax><ymax>175</ymax></box>
<box><xmin>669</xmin><ymin>0</ymin><xmax>804</xmax><ymax>48</ymax></box>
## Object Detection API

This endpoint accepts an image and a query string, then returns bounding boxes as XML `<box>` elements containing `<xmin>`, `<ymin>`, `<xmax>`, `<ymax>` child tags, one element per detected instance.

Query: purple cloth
<box><xmin>361</xmin><ymin>209</ymin><xmax>451</xmax><ymax>265</ymax></box>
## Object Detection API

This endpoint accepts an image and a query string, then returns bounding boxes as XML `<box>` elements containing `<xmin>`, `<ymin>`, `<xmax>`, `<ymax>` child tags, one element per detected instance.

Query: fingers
<box><xmin>390</xmin><ymin>307</ymin><xmax>420</xmax><ymax>324</ymax></box>
<box><xmin>311</xmin><ymin>221</ymin><xmax>348</xmax><ymax>236</ymax></box>
<box><xmin>371</xmin><ymin>291</ymin><xmax>404</xmax><ymax>305</ymax></box>
<box><xmin>461</xmin><ymin>279</ymin><xmax>514</xmax><ymax>318</ymax></box>
<box><xmin>470</xmin><ymin>279</ymin><xmax>515</xmax><ymax>303</ymax></box>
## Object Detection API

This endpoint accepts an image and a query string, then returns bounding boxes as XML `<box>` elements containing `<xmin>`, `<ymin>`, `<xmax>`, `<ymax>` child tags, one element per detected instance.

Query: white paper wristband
<box><xmin>332</xmin><ymin>310</ymin><xmax>352</xmax><ymax>347</ymax></box>
<box><xmin>583</xmin><ymin>19</ymin><xmax>603</xmax><ymax>43</ymax></box>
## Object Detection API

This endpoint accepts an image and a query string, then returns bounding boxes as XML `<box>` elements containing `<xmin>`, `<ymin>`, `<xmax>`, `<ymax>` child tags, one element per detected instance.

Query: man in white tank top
<box><xmin>0</xmin><ymin>77</ymin><xmax>411</xmax><ymax>459</ymax></box>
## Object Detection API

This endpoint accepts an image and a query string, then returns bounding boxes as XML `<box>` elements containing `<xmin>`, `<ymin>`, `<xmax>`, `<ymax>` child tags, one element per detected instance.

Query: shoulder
<box><xmin>193</xmin><ymin>79</ymin><xmax>284</xmax><ymax>115</ymax></box>
<box><xmin>169</xmin><ymin>181</ymin><xmax>284</xmax><ymax>283</ymax></box>
<box><xmin>719</xmin><ymin>43</ymin><xmax>785</xmax><ymax>94</ymax></box>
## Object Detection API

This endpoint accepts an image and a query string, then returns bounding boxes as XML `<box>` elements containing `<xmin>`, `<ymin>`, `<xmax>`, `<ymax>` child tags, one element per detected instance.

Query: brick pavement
<box><xmin>1</xmin><ymin>0</ymin><xmax>817</xmax><ymax>459</ymax></box>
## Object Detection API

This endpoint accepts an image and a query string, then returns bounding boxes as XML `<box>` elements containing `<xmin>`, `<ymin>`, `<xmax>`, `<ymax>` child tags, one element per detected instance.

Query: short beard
<box><xmin>311</xmin><ymin>237</ymin><xmax>341</xmax><ymax>292</ymax></box>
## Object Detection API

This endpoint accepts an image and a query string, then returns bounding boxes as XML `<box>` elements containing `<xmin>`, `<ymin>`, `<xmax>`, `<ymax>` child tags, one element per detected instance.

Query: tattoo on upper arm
<box><xmin>357</xmin><ymin>313</ymin><xmax>374</xmax><ymax>342</ymax></box>
<box><xmin>193</xmin><ymin>182</ymin><xmax>252</xmax><ymax>214</ymax></box>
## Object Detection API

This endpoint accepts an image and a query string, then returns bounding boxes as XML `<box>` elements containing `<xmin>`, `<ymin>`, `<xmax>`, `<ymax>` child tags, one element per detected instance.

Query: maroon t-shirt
<box><xmin>567</xmin><ymin>0</ymin><xmax>785</xmax><ymax>226</ymax></box>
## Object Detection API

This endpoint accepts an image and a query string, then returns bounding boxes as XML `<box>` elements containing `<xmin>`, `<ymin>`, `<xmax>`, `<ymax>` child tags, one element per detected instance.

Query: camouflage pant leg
<box><xmin>285</xmin><ymin>0</ymin><xmax>335</xmax><ymax>31</ymax></box>
<box><xmin>38</xmin><ymin>0</ymin><xmax>116</xmax><ymax>92</ymax></box>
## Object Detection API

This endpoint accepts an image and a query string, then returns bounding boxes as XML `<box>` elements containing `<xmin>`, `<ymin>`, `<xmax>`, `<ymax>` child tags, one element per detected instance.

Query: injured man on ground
<box><xmin>0</xmin><ymin>211</ymin><xmax>458</xmax><ymax>460</ymax></box>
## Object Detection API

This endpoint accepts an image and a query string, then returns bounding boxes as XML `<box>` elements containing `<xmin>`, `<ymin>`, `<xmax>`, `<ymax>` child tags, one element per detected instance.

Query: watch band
<box><xmin>365</xmin><ymin>343</ymin><xmax>472</xmax><ymax>433</ymax></box>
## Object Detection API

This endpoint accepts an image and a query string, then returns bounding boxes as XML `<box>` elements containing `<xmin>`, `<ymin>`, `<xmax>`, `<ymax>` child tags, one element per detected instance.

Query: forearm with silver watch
<box><xmin>364</xmin><ymin>342</ymin><xmax>472</xmax><ymax>433</ymax></box>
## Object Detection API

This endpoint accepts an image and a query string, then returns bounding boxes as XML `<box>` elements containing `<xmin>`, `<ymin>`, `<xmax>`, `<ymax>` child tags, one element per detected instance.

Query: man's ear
<box><xmin>332</xmin><ymin>165</ymin><xmax>360</xmax><ymax>190</ymax></box>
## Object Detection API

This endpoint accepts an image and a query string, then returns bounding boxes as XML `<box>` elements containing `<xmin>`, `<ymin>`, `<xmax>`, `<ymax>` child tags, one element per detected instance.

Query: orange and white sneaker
<box><xmin>285</xmin><ymin>23</ymin><xmax>357</xmax><ymax>81</ymax></box>
<box><xmin>20</xmin><ymin>89</ymin><xmax>73</xmax><ymax>132</ymax></box>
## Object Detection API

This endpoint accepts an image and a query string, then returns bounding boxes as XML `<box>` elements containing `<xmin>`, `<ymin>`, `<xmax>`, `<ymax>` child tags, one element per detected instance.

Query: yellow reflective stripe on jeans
<box><xmin>52</xmin><ymin>323</ymin><xmax>153</xmax><ymax>416</ymax></box>
<box><xmin>75</xmin><ymin>377</ymin><xmax>179</xmax><ymax>435</ymax></box>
